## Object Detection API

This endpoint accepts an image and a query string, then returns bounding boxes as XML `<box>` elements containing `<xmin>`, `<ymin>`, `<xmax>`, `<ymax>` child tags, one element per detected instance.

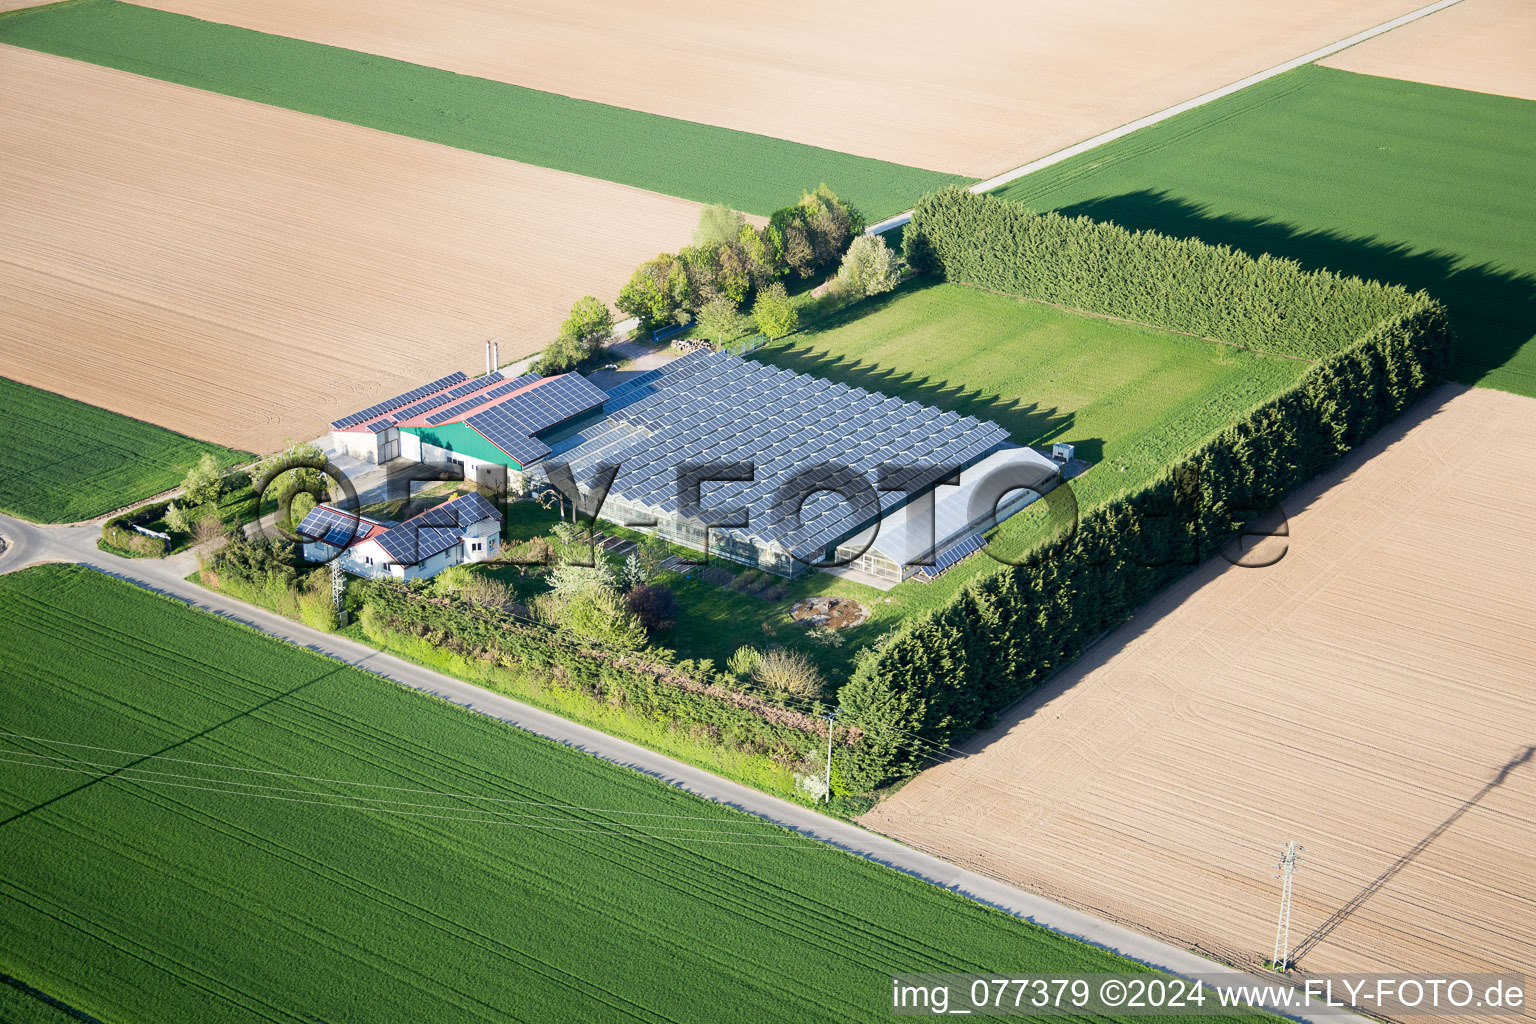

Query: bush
<box><xmin>533</xmin><ymin>586</ymin><xmax>648</xmax><ymax>650</ymax></box>
<box><xmin>536</xmin><ymin>295</ymin><xmax>615</xmax><ymax>373</ymax></box>
<box><xmin>626</xmin><ymin>583</ymin><xmax>679</xmax><ymax>631</ymax></box>
<box><xmin>695</xmin><ymin>296</ymin><xmax>752</xmax><ymax>345</ymax></box>
<box><xmin>752</xmin><ymin>282</ymin><xmax>799</xmax><ymax>340</ymax></box>
<box><xmin>181</xmin><ymin>452</ymin><xmax>225</xmax><ymax>507</ymax></box>
<box><xmin>752</xmin><ymin>647</ymin><xmax>824</xmax><ymax>699</ymax></box>
<box><xmin>693</xmin><ymin>203</ymin><xmax>746</xmax><ymax>248</ymax></box>
<box><xmin>835</xmin><ymin>233</ymin><xmax>900</xmax><ymax>299</ymax></box>
<box><xmin>726</xmin><ymin>645</ymin><xmax>761</xmax><ymax>679</ymax></box>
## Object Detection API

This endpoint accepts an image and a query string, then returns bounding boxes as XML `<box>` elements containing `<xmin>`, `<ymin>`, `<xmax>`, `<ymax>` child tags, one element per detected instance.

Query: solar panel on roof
<box><xmin>330</xmin><ymin>372</ymin><xmax>467</xmax><ymax>429</ymax></box>
<box><xmin>296</xmin><ymin>505</ymin><xmax>368</xmax><ymax>548</ymax></box>
<box><xmin>391</xmin><ymin>391</ymin><xmax>459</xmax><ymax>421</ymax></box>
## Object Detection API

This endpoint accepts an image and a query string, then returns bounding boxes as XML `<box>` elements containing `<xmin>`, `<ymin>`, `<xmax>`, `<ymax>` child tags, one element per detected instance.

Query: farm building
<box><xmin>296</xmin><ymin>491</ymin><xmax>502</xmax><ymax>581</ymax></box>
<box><xmin>327</xmin><ymin>369</ymin><xmax>609</xmax><ymax>493</ymax></box>
<box><xmin>331</xmin><ymin>352</ymin><xmax>1066</xmax><ymax>579</ymax></box>
<box><xmin>551</xmin><ymin>352</ymin><xmax>1062</xmax><ymax>578</ymax></box>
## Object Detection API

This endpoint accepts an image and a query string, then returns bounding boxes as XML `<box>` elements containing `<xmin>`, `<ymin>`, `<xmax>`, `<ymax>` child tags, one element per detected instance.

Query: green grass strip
<box><xmin>0</xmin><ymin>0</ymin><xmax>968</xmax><ymax>218</ymax></box>
<box><xmin>988</xmin><ymin>64</ymin><xmax>1536</xmax><ymax>398</ymax></box>
<box><xmin>0</xmin><ymin>378</ymin><xmax>250</xmax><ymax>524</ymax></box>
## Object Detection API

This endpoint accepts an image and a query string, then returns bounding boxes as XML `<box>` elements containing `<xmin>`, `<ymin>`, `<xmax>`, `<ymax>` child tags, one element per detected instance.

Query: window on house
<box><xmin>364</xmin><ymin>556</ymin><xmax>374</xmax><ymax>566</ymax></box>
<box><xmin>471</xmin><ymin>541</ymin><xmax>481</xmax><ymax>552</ymax></box>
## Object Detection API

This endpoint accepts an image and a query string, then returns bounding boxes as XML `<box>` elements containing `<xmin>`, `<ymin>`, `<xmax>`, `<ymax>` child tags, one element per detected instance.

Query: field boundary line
<box><xmin>865</xmin><ymin>0</ymin><xmax>1465</xmax><ymax>235</ymax></box>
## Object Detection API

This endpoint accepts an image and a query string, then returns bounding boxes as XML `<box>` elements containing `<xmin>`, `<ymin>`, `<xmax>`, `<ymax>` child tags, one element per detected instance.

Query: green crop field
<box><xmin>0</xmin><ymin>378</ymin><xmax>250</xmax><ymax>523</ymax></box>
<box><xmin>989</xmin><ymin>64</ymin><xmax>1536</xmax><ymax>398</ymax></box>
<box><xmin>0</xmin><ymin>0</ymin><xmax>966</xmax><ymax>219</ymax></box>
<box><xmin>644</xmin><ymin>281</ymin><xmax>1305</xmax><ymax>674</ymax></box>
<box><xmin>0</xmin><ymin>565</ymin><xmax>1263</xmax><ymax>1024</ymax></box>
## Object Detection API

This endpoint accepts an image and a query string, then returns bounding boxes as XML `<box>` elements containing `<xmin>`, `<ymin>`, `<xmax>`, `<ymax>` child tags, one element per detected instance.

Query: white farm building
<box><xmin>295</xmin><ymin>491</ymin><xmax>502</xmax><ymax>581</ymax></box>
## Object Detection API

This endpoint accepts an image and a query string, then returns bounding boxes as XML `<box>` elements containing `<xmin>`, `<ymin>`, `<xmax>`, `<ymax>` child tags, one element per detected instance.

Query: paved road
<box><xmin>0</xmin><ymin>512</ymin><xmax>1348</xmax><ymax>1021</ymax></box>
<box><xmin>864</xmin><ymin>0</ymin><xmax>1466</xmax><ymax>235</ymax></box>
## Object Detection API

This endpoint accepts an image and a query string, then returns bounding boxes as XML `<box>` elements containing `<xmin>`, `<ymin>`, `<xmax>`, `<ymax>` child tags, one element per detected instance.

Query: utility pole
<box><xmin>823</xmin><ymin>708</ymin><xmax>838</xmax><ymax>804</ymax></box>
<box><xmin>331</xmin><ymin>558</ymin><xmax>346</xmax><ymax>617</ymax></box>
<box><xmin>1272</xmin><ymin>841</ymin><xmax>1302</xmax><ymax>970</ymax></box>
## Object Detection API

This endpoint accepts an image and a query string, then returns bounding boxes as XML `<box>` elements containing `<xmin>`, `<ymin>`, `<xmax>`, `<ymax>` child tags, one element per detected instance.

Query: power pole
<box><xmin>331</xmin><ymin>558</ymin><xmax>345</xmax><ymax>611</ymax></box>
<box><xmin>1272</xmin><ymin>841</ymin><xmax>1302</xmax><ymax>970</ymax></box>
<box><xmin>823</xmin><ymin>708</ymin><xmax>838</xmax><ymax>804</ymax></box>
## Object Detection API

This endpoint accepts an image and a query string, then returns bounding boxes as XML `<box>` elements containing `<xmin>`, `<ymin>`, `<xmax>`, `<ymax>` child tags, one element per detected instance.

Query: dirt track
<box><xmin>127</xmin><ymin>0</ymin><xmax>1427</xmax><ymax>178</ymax></box>
<box><xmin>0</xmin><ymin>47</ymin><xmax>701</xmax><ymax>453</ymax></box>
<box><xmin>1321</xmin><ymin>0</ymin><xmax>1536</xmax><ymax>101</ymax></box>
<box><xmin>862</xmin><ymin>386</ymin><xmax>1536</xmax><ymax>997</ymax></box>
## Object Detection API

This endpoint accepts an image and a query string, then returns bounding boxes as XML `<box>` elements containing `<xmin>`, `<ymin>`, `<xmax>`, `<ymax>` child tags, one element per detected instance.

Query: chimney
<box><xmin>492</xmin><ymin>341</ymin><xmax>499</xmax><ymax>370</ymax></box>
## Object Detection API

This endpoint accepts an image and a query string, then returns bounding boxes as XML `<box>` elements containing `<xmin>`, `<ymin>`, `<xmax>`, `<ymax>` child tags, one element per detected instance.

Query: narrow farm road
<box><xmin>864</xmin><ymin>0</ymin><xmax>1467</xmax><ymax>234</ymax></box>
<box><xmin>0</xmin><ymin>512</ymin><xmax>1349</xmax><ymax>1022</ymax></box>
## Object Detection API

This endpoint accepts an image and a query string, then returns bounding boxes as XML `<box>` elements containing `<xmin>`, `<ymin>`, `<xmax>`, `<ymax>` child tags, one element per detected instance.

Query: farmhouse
<box><xmin>328</xmin><ymin>352</ymin><xmax>1064</xmax><ymax>579</ymax></box>
<box><xmin>296</xmin><ymin>490</ymin><xmax>502</xmax><ymax>581</ymax></box>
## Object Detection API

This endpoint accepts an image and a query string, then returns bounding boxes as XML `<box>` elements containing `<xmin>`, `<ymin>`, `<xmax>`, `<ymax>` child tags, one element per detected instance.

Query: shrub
<box><xmin>621</xmin><ymin>553</ymin><xmax>649</xmax><ymax>591</ymax></box>
<box><xmin>752</xmin><ymin>647</ymin><xmax>824</xmax><ymax>699</ymax></box>
<box><xmin>726</xmin><ymin>645</ymin><xmax>761</xmax><ymax>679</ymax></box>
<box><xmin>616</xmin><ymin>253</ymin><xmax>694</xmax><ymax>331</ymax></box>
<box><xmin>181</xmin><ymin>452</ymin><xmax>225</xmax><ymax>507</ymax></box>
<box><xmin>752</xmin><ymin>282</ymin><xmax>799</xmax><ymax>340</ymax></box>
<box><xmin>163</xmin><ymin>502</ymin><xmax>191</xmax><ymax>535</ymax></box>
<box><xmin>695</xmin><ymin>296</ymin><xmax>752</xmax><ymax>345</ymax></box>
<box><xmin>693</xmin><ymin>203</ymin><xmax>746</xmax><ymax>248</ymax></box>
<box><xmin>835</xmin><ymin>233</ymin><xmax>900</xmax><ymax>298</ymax></box>
<box><xmin>626</xmin><ymin>583</ymin><xmax>679</xmax><ymax>631</ymax></box>
<box><xmin>531</xmin><ymin>586</ymin><xmax>648</xmax><ymax>650</ymax></box>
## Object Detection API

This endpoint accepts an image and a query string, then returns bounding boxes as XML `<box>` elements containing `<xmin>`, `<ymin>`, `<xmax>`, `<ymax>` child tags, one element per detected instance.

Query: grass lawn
<box><xmin>625</xmin><ymin>280</ymin><xmax>1305</xmax><ymax>676</ymax></box>
<box><xmin>0</xmin><ymin>0</ymin><xmax>966</xmax><ymax>219</ymax></box>
<box><xmin>0</xmin><ymin>565</ymin><xmax>1265</xmax><ymax>1024</ymax></box>
<box><xmin>989</xmin><ymin>64</ymin><xmax>1536</xmax><ymax>398</ymax></box>
<box><xmin>0</xmin><ymin>377</ymin><xmax>251</xmax><ymax>523</ymax></box>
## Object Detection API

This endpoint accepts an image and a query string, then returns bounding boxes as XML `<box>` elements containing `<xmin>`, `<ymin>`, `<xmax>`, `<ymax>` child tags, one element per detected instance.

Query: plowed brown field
<box><xmin>863</xmin><ymin>386</ymin><xmax>1536</xmax><ymax>995</ymax></box>
<box><xmin>0</xmin><ymin>47</ymin><xmax>702</xmax><ymax>452</ymax></box>
<box><xmin>1321</xmin><ymin>0</ymin><xmax>1536</xmax><ymax>102</ymax></box>
<box><xmin>126</xmin><ymin>0</ymin><xmax>1427</xmax><ymax>177</ymax></box>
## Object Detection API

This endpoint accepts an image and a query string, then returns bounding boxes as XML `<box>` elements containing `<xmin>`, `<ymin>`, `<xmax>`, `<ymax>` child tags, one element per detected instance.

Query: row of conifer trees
<box><xmin>834</xmin><ymin>189</ymin><xmax>1453</xmax><ymax>790</ymax></box>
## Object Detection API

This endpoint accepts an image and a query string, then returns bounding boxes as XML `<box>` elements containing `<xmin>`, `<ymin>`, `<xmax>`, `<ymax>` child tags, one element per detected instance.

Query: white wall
<box><xmin>331</xmin><ymin>429</ymin><xmax>382</xmax><ymax>464</ymax></box>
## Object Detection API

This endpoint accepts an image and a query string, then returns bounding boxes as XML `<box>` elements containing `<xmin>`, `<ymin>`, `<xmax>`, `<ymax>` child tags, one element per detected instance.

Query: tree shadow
<box><xmin>1292</xmin><ymin>742</ymin><xmax>1536</xmax><ymax>966</ymax></box>
<box><xmin>1051</xmin><ymin>190</ymin><xmax>1536</xmax><ymax>389</ymax></box>
<box><xmin>757</xmin><ymin>283</ymin><xmax>1077</xmax><ymax>447</ymax></box>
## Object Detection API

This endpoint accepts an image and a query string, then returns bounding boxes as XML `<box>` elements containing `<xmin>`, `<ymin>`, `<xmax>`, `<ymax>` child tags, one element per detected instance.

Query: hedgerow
<box><xmin>839</xmin><ymin>191</ymin><xmax>1454</xmax><ymax>789</ymax></box>
<box><xmin>358</xmin><ymin>580</ymin><xmax>841</xmax><ymax>792</ymax></box>
<box><xmin>903</xmin><ymin>188</ymin><xmax>1413</xmax><ymax>360</ymax></box>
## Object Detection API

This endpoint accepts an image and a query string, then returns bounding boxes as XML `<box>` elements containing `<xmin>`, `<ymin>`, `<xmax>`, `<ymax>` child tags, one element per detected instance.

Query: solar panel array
<box><xmin>330</xmin><ymin>372</ymin><xmax>468</xmax><ymax>430</ymax></box>
<box><xmin>547</xmin><ymin>352</ymin><xmax>1008</xmax><ymax>559</ymax></box>
<box><xmin>911</xmin><ymin>533</ymin><xmax>985</xmax><ymax>581</ymax></box>
<box><xmin>372</xmin><ymin>491</ymin><xmax>501</xmax><ymax>565</ymax></box>
<box><xmin>295</xmin><ymin>505</ymin><xmax>369</xmax><ymax>548</ymax></box>
<box><xmin>424</xmin><ymin>373</ymin><xmax>541</xmax><ymax>426</ymax></box>
<box><xmin>464</xmin><ymin>374</ymin><xmax>609</xmax><ymax>466</ymax></box>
